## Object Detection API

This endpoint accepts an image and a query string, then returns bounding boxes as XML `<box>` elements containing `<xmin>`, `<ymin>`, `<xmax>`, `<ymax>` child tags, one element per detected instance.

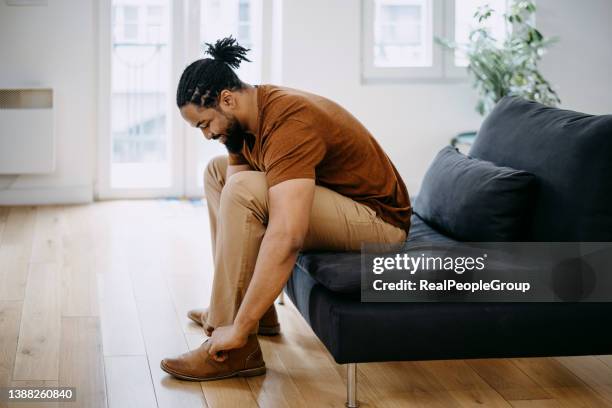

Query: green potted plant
<box><xmin>439</xmin><ymin>0</ymin><xmax>561</xmax><ymax>119</ymax></box>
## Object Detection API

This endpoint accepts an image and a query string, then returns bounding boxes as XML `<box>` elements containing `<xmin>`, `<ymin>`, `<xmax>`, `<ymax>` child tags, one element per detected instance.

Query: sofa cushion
<box><xmin>414</xmin><ymin>146</ymin><xmax>536</xmax><ymax>241</ymax></box>
<box><xmin>296</xmin><ymin>213</ymin><xmax>454</xmax><ymax>294</ymax></box>
<box><xmin>470</xmin><ymin>96</ymin><xmax>612</xmax><ymax>241</ymax></box>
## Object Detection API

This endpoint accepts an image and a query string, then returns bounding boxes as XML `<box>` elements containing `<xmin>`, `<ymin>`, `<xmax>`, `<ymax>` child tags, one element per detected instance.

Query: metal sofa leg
<box><xmin>277</xmin><ymin>291</ymin><xmax>285</xmax><ymax>305</ymax></box>
<box><xmin>346</xmin><ymin>363</ymin><xmax>358</xmax><ymax>408</ymax></box>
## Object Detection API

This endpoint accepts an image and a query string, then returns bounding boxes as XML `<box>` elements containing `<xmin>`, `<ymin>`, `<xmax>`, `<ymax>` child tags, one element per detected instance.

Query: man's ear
<box><xmin>219</xmin><ymin>89</ymin><xmax>236</xmax><ymax>110</ymax></box>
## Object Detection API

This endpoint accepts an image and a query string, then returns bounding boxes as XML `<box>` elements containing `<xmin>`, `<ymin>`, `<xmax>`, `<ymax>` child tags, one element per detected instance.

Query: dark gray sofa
<box><xmin>283</xmin><ymin>97</ymin><xmax>612</xmax><ymax>407</ymax></box>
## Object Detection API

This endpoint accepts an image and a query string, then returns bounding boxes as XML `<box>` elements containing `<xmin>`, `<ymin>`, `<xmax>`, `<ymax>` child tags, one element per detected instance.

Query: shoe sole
<box><xmin>160</xmin><ymin>361</ymin><xmax>266</xmax><ymax>382</ymax></box>
<box><xmin>187</xmin><ymin>314</ymin><xmax>281</xmax><ymax>336</ymax></box>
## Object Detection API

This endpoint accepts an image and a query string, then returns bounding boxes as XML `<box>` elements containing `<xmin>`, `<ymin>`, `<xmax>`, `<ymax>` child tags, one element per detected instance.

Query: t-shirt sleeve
<box><xmin>228</xmin><ymin>152</ymin><xmax>248</xmax><ymax>166</ymax></box>
<box><xmin>262</xmin><ymin>119</ymin><xmax>327</xmax><ymax>187</ymax></box>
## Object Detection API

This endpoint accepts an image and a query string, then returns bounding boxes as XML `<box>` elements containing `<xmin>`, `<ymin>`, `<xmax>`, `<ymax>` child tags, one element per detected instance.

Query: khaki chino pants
<box><xmin>204</xmin><ymin>155</ymin><xmax>407</xmax><ymax>333</ymax></box>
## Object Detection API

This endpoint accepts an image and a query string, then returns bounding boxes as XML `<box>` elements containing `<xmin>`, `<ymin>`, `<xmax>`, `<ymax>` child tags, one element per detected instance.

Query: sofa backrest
<box><xmin>469</xmin><ymin>96</ymin><xmax>612</xmax><ymax>241</ymax></box>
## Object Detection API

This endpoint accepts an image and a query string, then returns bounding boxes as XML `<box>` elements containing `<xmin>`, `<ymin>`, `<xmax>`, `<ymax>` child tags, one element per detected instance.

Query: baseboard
<box><xmin>0</xmin><ymin>185</ymin><xmax>93</xmax><ymax>205</ymax></box>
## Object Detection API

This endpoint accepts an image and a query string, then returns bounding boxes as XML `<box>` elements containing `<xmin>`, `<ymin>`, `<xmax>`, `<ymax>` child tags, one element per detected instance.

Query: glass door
<box><xmin>111</xmin><ymin>1</ymin><xmax>171</xmax><ymax>189</ymax></box>
<box><xmin>98</xmin><ymin>0</ymin><xmax>262</xmax><ymax>199</ymax></box>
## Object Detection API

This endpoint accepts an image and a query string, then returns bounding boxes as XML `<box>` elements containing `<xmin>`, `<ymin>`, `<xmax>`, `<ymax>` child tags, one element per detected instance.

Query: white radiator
<box><xmin>0</xmin><ymin>88</ymin><xmax>55</xmax><ymax>174</ymax></box>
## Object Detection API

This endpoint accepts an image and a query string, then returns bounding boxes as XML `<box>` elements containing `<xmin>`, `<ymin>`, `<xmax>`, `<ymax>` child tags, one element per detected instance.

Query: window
<box><xmin>362</xmin><ymin>0</ymin><xmax>509</xmax><ymax>80</ymax></box>
<box><xmin>373</xmin><ymin>0</ymin><xmax>433</xmax><ymax>67</ymax></box>
<box><xmin>110</xmin><ymin>0</ymin><xmax>171</xmax><ymax>189</ymax></box>
<box><xmin>100</xmin><ymin>0</ymin><xmax>263</xmax><ymax>197</ymax></box>
<box><xmin>122</xmin><ymin>6</ymin><xmax>139</xmax><ymax>41</ymax></box>
<box><xmin>238</xmin><ymin>0</ymin><xmax>252</xmax><ymax>46</ymax></box>
<box><xmin>146</xmin><ymin>5</ymin><xmax>163</xmax><ymax>41</ymax></box>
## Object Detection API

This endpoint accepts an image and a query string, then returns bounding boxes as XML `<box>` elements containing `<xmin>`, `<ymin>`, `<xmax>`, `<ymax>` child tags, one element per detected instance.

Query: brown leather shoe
<box><xmin>160</xmin><ymin>334</ymin><xmax>266</xmax><ymax>381</ymax></box>
<box><xmin>187</xmin><ymin>305</ymin><xmax>281</xmax><ymax>336</ymax></box>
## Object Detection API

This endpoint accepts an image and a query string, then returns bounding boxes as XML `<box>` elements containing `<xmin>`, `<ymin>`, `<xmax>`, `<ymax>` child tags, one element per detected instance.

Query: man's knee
<box><xmin>220</xmin><ymin>171</ymin><xmax>268</xmax><ymax>209</ymax></box>
<box><xmin>204</xmin><ymin>155</ymin><xmax>228</xmax><ymax>189</ymax></box>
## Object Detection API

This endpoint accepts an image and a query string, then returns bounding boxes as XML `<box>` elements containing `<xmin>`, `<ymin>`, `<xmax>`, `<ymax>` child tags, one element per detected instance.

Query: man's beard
<box><xmin>222</xmin><ymin>114</ymin><xmax>247</xmax><ymax>155</ymax></box>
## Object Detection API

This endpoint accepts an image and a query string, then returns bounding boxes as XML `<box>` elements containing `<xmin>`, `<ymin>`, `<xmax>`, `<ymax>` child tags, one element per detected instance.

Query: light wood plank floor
<box><xmin>1</xmin><ymin>201</ymin><xmax>612</xmax><ymax>408</ymax></box>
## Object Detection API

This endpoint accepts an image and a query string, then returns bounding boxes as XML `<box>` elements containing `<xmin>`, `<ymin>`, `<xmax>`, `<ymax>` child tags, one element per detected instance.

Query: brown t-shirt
<box><xmin>228</xmin><ymin>85</ymin><xmax>412</xmax><ymax>232</ymax></box>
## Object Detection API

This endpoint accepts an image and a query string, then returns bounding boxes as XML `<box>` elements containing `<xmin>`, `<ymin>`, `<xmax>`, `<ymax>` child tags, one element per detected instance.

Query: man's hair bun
<box><xmin>177</xmin><ymin>36</ymin><xmax>250</xmax><ymax>109</ymax></box>
<box><xmin>204</xmin><ymin>36</ymin><xmax>251</xmax><ymax>69</ymax></box>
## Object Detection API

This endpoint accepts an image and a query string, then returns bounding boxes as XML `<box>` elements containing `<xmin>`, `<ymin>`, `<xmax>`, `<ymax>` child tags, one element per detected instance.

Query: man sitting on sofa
<box><xmin>160</xmin><ymin>37</ymin><xmax>412</xmax><ymax>381</ymax></box>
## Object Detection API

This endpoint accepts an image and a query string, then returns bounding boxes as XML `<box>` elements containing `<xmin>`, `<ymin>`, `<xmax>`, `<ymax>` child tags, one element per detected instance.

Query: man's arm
<box><xmin>207</xmin><ymin>178</ymin><xmax>315</xmax><ymax>360</ymax></box>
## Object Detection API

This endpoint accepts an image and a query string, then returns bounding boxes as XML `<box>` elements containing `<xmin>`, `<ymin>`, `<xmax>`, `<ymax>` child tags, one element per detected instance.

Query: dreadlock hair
<box><xmin>176</xmin><ymin>36</ymin><xmax>251</xmax><ymax>109</ymax></box>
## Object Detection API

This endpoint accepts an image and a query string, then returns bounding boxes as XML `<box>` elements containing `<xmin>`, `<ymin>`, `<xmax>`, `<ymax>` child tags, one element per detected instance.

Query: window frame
<box><xmin>362</xmin><ymin>0</ymin><xmax>510</xmax><ymax>82</ymax></box>
<box><xmin>442</xmin><ymin>0</ymin><xmax>468</xmax><ymax>79</ymax></box>
<box><xmin>362</xmin><ymin>0</ymin><xmax>445</xmax><ymax>80</ymax></box>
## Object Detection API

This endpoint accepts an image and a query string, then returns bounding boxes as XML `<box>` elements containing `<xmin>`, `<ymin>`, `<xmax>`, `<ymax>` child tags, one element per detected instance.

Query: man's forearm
<box><xmin>233</xmin><ymin>227</ymin><xmax>301</xmax><ymax>334</ymax></box>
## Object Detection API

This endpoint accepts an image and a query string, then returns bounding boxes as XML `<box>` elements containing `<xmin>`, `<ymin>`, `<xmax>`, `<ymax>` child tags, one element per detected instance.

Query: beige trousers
<box><xmin>204</xmin><ymin>155</ymin><xmax>407</xmax><ymax>333</ymax></box>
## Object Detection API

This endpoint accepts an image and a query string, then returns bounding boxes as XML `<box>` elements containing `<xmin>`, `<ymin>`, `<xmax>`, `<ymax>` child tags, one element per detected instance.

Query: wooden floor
<box><xmin>1</xmin><ymin>201</ymin><xmax>612</xmax><ymax>408</ymax></box>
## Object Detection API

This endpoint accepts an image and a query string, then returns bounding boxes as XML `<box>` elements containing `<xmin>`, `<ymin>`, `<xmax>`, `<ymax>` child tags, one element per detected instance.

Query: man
<box><xmin>161</xmin><ymin>37</ymin><xmax>411</xmax><ymax>381</ymax></box>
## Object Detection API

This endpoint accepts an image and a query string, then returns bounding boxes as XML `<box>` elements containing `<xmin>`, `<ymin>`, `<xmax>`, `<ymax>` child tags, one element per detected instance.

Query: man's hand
<box><xmin>207</xmin><ymin>324</ymin><xmax>249</xmax><ymax>362</ymax></box>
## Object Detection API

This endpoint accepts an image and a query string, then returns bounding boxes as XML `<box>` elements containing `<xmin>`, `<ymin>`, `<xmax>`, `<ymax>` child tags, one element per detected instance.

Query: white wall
<box><xmin>537</xmin><ymin>0</ymin><xmax>612</xmax><ymax>115</ymax></box>
<box><xmin>0</xmin><ymin>0</ymin><xmax>96</xmax><ymax>204</ymax></box>
<box><xmin>0</xmin><ymin>0</ymin><xmax>609</xmax><ymax>204</ymax></box>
